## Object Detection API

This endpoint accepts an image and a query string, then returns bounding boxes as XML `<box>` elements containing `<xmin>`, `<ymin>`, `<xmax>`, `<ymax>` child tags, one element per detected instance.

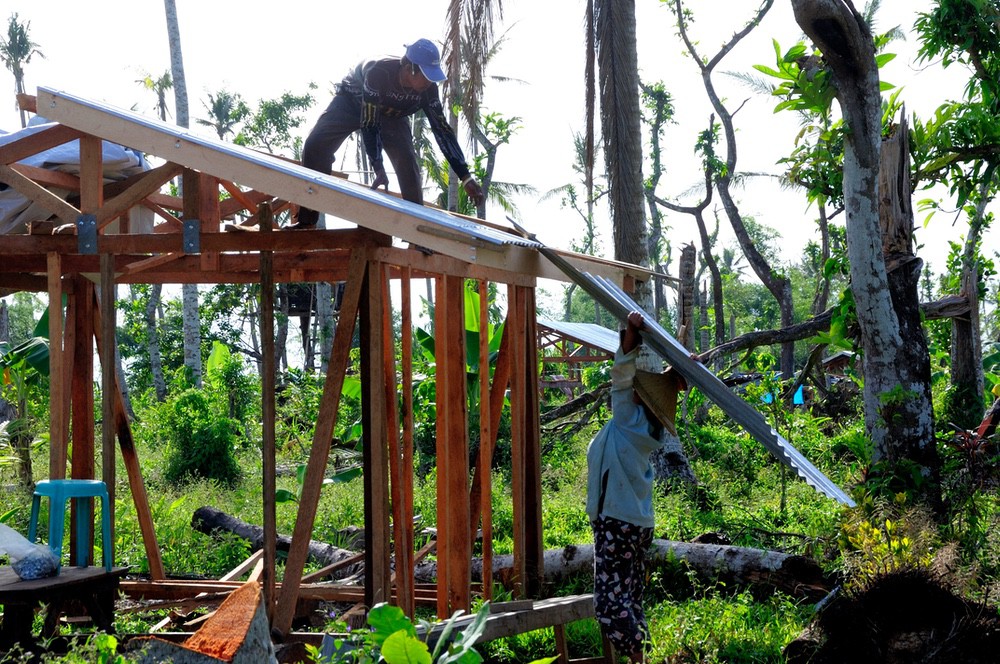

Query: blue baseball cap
<box><xmin>405</xmin><ymin>39</ymin><xmax>447</xmax><ymax>83</ymax></box>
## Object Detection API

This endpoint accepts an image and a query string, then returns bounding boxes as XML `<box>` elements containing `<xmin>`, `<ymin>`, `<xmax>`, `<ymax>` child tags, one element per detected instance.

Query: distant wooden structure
<box><xmin>0</xmin><ymin>89</ymin><xmax>660</xmax><ymax>642</ymax></box>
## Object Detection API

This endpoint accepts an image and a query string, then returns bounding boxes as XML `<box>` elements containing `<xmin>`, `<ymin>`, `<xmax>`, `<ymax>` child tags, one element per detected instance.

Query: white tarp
<box><xmin>0</xmin><ymin>117</ymin><xmax>154</xmax><ymax>234</ymax></box>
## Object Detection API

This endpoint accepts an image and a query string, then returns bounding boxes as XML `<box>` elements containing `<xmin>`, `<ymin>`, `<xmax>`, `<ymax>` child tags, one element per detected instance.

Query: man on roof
<box><xmin>287</xmin><ymin>38</ymin><xmax>485</xmax><ymax>229</ymax></box>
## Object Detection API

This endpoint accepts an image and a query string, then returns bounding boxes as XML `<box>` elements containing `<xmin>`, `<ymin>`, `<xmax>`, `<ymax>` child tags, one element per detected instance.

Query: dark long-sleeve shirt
<box><xmin>338</xmin><ymin>58</ymin><xmax>471</xmax><ymax>180</ymax></box>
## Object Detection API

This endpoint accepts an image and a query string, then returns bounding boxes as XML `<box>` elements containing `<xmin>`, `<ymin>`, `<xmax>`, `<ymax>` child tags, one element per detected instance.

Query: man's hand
<box><xmin>463</xmin><ymin>178</ymin><xmax>485</xmax><ymax>206</ymax></box>
<box><xmin>622</xmin><ymin>310</ymin><xmax>645</xmax><ymax>353</ymax></box>
<box><xmin>371</xmin><ymin>165</ymin><xmax>389</xmax><ymax>191</ymax></box>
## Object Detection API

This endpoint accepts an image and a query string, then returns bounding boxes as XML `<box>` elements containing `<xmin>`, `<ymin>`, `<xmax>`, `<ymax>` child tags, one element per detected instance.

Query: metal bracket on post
<box><xmin>182</xmin><ymin>218</ymin><xmax>200</xmax><ymax>254</ymax></box>
<box><xmin>76</xmin><ymin>214</ymin><xmax>97</xmax><ymax>254</ymax></box>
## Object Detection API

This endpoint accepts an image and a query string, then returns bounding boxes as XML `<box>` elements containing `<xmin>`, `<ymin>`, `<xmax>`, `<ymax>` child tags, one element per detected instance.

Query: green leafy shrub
<box><xmin>163</xmin><ymin>388</ymin><xmax>241</xmax><ymax>486</ymax></box>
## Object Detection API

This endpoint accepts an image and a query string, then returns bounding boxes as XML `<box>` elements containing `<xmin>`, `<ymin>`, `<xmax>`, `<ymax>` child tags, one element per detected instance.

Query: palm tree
<box><xmin>0</xmin><ymin>13</ymin><xmax>44</xmax><ymax>129</ymax></box>
<box><xmin>197</xmin><ymin>89</ymin><xmax>248</xmax><ymax>140</ymax></box>
<box><xmin>443</xmin><ymin>0</ymin><xmax>504</xmax><ymax>210</ymax></box>
<box><xmin>136</xmin><ymin>72</ymin><xmax>173</xmax><ymax>122</ymax></box>
<box><xmin>592</xmin><ymin>0</ymin><xmax>648</xmax><ymax>277</ymax></box>
<box><xmin>163</xmin><ymin>0</ymin><xmax>201</xmax><ymax>387</ymax></box>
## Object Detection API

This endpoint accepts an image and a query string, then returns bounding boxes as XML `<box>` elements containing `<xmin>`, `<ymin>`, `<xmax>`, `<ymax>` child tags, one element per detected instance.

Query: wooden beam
<box><xmin>95</xmin><ymin>161</ymin><xmax>184</xmax><ymax>228</ymax></box>
<box><xmin>0</xmin><ymin>123</ymin><xmax>84</xmax><ymax>165</ymax></box>
<box><xmin>100</xmin><ymin>256</ymin><xmax>116</xmax><ymax>562</ymax></box>
<box><xmin>0</xmin><ymin>163</ymin><xmax>80</xmax><ymax>224</ymax></box>
<box><xmin>398</xmin><ymin>267</ymin><xmax>416</xmax><ymax>619</ymax></box>
<box><xmin>436</xmin><ymin>274</ymin><xmax>471</xmax><ymax>616</ymax></box>
<box><xmin>70</xmin><ymin>277</ymin><xmax>95</xmax><ymax>484</ymax></box>
<box><xmin>272</xmin><ymin>250</ymin><xmax>366</xmax><ymax>637</ymax></box>
<box><xmin>0</xmin><ymin>228</ymin><xmax>385</xmax><ymax>256</ymax></box>
<box><xmin>361</xmin><ymin>258</ymin><xmax>391</xmax><ymax>609</ymax></box>
<box><xmin>90</xmin><ymin>288</ymin><xmax>166</xmax><ymax>579</ymax></box>
<box><xmin>521</xmin><ymin>286</ymin><xmax>544</xmax><ymax>597</ymax></box>
<box><xmin>381</xmin><ymin>263</ymin><xmax>409</xmax><ymax>614</ymax></box>
<box><xmin>79</xmin><ymin>135</ymin><xmax>104</xmax><ymax>215</ymax></box>
<box><xmin>48</xmin><ymin>253</ymin><xmax>67</xmax><ymax>479</ymax></box>
<box><xmin>508</xmin><ymin>285</ymin><xmax>527</xmax><ymax>598</ymax></box>
<box><xmin>259</xmin><ymin>203</ymin><xmax>277</xmax><ymax>622</ymax></box>
<box><xmin>477</xmin><ymin>279</ymin><xmax>494</xmax><ymax>601</ymax></box>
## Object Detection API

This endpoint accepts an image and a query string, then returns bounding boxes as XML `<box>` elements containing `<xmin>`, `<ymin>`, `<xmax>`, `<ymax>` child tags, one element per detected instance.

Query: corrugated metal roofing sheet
<box><xmin>36</xmin><ymin>87</ymin><xmax>540</xmax><ymax>250</ymax></box>
<box><xmin>538</xmin><ymin>318</ymin><xmax>619</xmax><ymax>354</ymax></box>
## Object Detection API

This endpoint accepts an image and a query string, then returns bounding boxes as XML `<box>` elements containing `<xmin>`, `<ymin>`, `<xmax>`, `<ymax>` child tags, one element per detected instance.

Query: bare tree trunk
<box><xmin>794</xmin><ymin>0</ymin><xmax>940</xmax><ymax>507</ymax></box>
<box><xmin>317</xmin><ymin>282</ymin><xmax>334</xmax><ymax>374</ymax></box>
<box><xmin>673</xmin><ymin>0</ymin><xmax>794</xmax><ymax>377</ymax></box>
<box><xmin>678</xmin><ymin>243</ymin><xmax>696</xmax><ymax>350</ymax></box>
<box><xmin>949</xmin><ymin>177</ymin><xmax>992</xmax><ymax>429</ymax></box>
<box><xmin>146</xmin><ymin>284</ymin><xmax>167</xmax><ymax>401</ymax></box>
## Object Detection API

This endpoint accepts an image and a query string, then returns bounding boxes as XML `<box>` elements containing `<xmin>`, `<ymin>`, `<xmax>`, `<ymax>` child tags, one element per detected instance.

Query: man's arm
<box><xmin>423</xmin><ymin>92</ymin><xmax>485</xmax><ymax>205</ymax></box>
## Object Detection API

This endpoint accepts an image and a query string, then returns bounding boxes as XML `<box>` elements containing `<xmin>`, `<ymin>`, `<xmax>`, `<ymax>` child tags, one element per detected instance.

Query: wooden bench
<box><xmin>0</xmin><ymin>565</ymin><xmax>128</xmax><ymax>647</ymax></box>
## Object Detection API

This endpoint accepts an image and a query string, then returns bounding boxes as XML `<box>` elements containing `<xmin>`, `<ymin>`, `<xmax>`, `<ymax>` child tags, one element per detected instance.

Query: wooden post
<box><xmin>435</xmin><ymin>275</ymin><xmax>470</xmax><ymax>616</ymax></box>
<box><xmin>381</xmin><ymin>264</ymin><xmax>408</xmax><ymax>613</ymax></box>
<box><xmin>70</xmin><ymin>277</ymin><xmax>95</xmax><ymax>483</ymax></box>
<box><xmin>521</xmin><ymin>286</ymin><xmax>544</xmax><ymax>596</ymax></box>
<box><xmin>361</xmin><ymin>259</ymin><xmax>391</xmax><ymax>608</ymax></box>
<box><xmin>399</xmin><ymin>267</ymin><xmax>416</xmax><ymax>619</ymax></box>
<box><xmin>507</xmin><ymin>285</ymin><xmax>526</xmax><ymax>598</ymax></box>
<box><xmin>477</xmin><ymin>279</ymin><xmax>493</xmax><ymax>600</ymax></box>
<box><xmin>273</xmin><ymin>250</ymin><xmax>366</xmax><ymax>637</ymax></box>
<box><xmin>91</xmin><ymin>291</ymin><xmax>165</xmax><ymax>579</ymax></box>
<box><xmin>258</xmin><ymin>202</ymin><xmax>277</xmax><ymax>620</ymax></box>
<box><xmin>48</xmin><ymin>252</ymin><xmax>66</xmax><ymax>479</ymax></box>
<box><xmin>100</xmin><ymin>255</ymin><xmax>116</xmax><ymax>542</ymax></box>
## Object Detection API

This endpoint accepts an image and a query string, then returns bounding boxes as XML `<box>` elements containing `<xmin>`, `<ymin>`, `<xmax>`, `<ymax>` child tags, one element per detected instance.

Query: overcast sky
<box><xmin>1</xmin><ymin>1</ymin><xmax>988</xmax><ymax>310</ymax></box>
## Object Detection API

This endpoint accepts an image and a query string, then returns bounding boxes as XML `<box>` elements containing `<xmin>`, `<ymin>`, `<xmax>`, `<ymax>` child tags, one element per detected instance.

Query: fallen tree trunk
<box><xmin>195</xmin><ymin>507</ymin><xmax>829</xmax><ymax>600</ymax></box>
<box><xmin>417</xmin><ymin>539</ymin><xmax>830</xmax><ymax>600</ymax></box>
<box><xmin>191</xmin><ymin>506</ymin><xmax>360</xmax><ymax>574</ymax></box>
<box><xmin>701</xmin><ymin>294</ymin><xmax>970</xmax><ymax>365</ymax></box>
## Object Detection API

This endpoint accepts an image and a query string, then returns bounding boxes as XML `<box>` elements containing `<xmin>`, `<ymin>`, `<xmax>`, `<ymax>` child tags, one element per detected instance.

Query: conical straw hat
<box><xmin>633</xmin><ymin>369</ymin><xmax>685</xmax><ymax>436</ymax></box>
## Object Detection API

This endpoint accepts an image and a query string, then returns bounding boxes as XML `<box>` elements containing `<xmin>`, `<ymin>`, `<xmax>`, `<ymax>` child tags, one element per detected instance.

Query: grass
<box><xmin>5</xmin><ymin>378</ymin><xmax>998</xmax><ymax>663</ymax></box>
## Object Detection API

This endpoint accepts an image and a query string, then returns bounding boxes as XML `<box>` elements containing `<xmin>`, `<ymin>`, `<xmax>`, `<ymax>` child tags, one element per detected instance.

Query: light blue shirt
<box><xmin>585</xmin><ymin>346</ymin><xmax>664</xmax><ymax>528</ymax></box>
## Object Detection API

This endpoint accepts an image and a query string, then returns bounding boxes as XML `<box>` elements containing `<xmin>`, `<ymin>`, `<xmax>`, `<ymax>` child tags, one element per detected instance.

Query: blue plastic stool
<box><xmin>28</xmin><ymin>479</ymin><xmax>112</xmax><ymax>572</ymax></box>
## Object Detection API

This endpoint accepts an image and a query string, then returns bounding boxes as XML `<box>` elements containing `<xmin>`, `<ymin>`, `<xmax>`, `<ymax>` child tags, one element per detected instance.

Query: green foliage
<box><xmin>838</xmin><ymin>507</ymin><xmax>938</xmax><ymax>591</ymax></box>
<box><xmin>646</xmin><ymin>589</ymin><xmax>812</xmax><ymax>662</ymax></box>
<box><xmin>316</xmin><ymin>601</ymin><xmax>557</xmax><ymax>664</ymax></box>
<box><xmin>161</xmin><ymin>388</ymin><xmax>241</xmax><ymax>486</ymax></box>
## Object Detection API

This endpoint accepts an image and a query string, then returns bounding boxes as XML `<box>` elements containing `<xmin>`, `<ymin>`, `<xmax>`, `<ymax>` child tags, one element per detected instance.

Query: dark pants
<box><xmin>592</xmin><ymin>515</ymin><xmax>653</xmax><ymax>659</ymax></box>
<box><xmin>297</xmin><ymin>94</ymin><xmax>424</xmax><ymax>226</ymax></box>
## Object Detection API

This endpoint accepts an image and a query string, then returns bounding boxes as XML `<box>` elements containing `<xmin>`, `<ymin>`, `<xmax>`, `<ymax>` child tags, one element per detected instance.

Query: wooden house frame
<box><xmin>0</xmin><ymin>88</ymin><xmax>659</xmax><ymax>640</ymax></box>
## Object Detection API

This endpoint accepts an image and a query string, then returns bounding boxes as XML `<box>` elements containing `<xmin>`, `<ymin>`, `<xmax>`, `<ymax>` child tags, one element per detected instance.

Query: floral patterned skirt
<box><xmin>591</xmin><ymin>515</ymin><xmax>654</xmax><ymax>658</ymax></box>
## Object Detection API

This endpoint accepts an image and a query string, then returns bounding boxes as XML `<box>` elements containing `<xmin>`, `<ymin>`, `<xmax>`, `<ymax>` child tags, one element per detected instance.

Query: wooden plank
<box><xmin>70</xmin><ymin>279</ymin><xmax>96</xmax><ymax>564</ymax></box>
<box><xmin>434</xmin><ymin>275</ymin><xmax>449</xmax><ymax>619</ymax></box>
<box><xmin>48</xmin><ymin>253</ymin><xmax>67</xmax><ymax>478</ymax></box>
<box><xmin>95</xmin><ymin>161</ymin><xmax>183</xmax><ymax>228</ymax></box>
<box><xmin>522</xmin><ymin>286</ymin><xmax>545</xmax><ymax>597</ymax></box>
<box><xmin>381</xmin><ymin>263</ymin><xmax>408</xmax><ymax>614</ymax></box>
<box><xmin>419</xmin><ymin>594</ymin><xmax>596</xmax><ymax>647</ymax></box>
<box><xmin>0</xmin><ymin>228</ymin><xmax>382</xmax><ymax>256</ymax></box>
<box><xmin>79</xmin><ymin>135</ymin><xmax>103</xmax><ymax>214</ymax></box>
<box><xmin>198</xmin><ymin>173</ymin><xmax>221</xmax><ymax>271</ymax></box>
<box><xmin>0</xmin><ymin>123</ymin><xmax>84</xmax><ymax>165</ymax></box>
<box><xmin>398</xmin><ymin>267</ymin><xmax>416</xmax><ymax>619</ymax></box>
<box><xmin>272</xmin><ymin>249</ymin><xmax>366</xmax><ymax>637</ymax></box>
<box><xmin>477</xmin><ymin>279</ymin><xmax>494</xmax><ymax>601</ymax></box>
<box><xmin>0</xmin><ymin>163</ymin><xmax>80</xmax><ymax>224</ymax></box>
<box><xmin>259</xmin><ymin>202</ymin><xmax>277</xmax><ymax>622</ymax></box>
<box><xmin>439</xmin><ymin>275</ymin><xmax>470</xmax><ymax>616</ymax></box>
<box><xmin>300</xmin><ymin>551</ymin><xmax>365</xmax><ymax>584</ymax></box>
<box><xmin>100</xmin><ymin>255</ymin><xmax>116</xmax><ymax>539</ymax></box>
<box><xmin>361</xmin><ymin>258</ymin><xmax>391</xmax><ymax>609</ymax></box>
<box><xmin>90</xmin><ymin>290</ymin><xmax>166</xmax><ymax>580</ymax></box>
<box><xmin>220</xmin><ymin>550</ymin><xmax>265</xmax><ymax>582</ymax></box>
<box><xmin>219</xmin><ymin>180</ymin><xmax>260</xmax><ymax>216</ymax></box>
<box><xmin>508</xmin><ymin>285</ymin><xmax>527</xmax><ymax>598</ymax></box>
